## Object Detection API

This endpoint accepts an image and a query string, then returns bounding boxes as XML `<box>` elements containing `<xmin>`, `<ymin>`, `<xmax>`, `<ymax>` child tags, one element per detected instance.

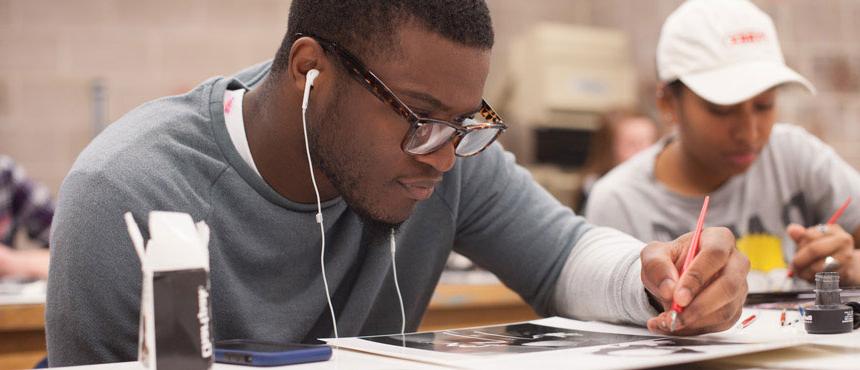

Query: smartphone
<box><xmin>214</xmin><ymin>339</ymin><xmax>332</xmax><ymax>366</ymax></box>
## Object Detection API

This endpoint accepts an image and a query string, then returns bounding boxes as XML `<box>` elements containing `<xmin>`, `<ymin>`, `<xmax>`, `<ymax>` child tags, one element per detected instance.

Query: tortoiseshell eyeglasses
<box><xmin>296</xmin><ymin>33</ymin><xmax>507</xmax><ymax>157</ymax></box>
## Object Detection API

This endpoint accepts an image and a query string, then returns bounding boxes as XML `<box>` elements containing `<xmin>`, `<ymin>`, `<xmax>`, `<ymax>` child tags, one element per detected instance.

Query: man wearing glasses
<box><xmin>47</xmin><ymin>0</ymin><xmax>749</xmax><ymax>366</ymax></box>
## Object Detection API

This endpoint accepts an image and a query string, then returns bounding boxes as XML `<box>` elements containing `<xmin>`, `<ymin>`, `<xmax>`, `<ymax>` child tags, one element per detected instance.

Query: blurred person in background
<box><xmin>573</xmin><ymin>109</ymin><xmax>659</xmax><ymax>213</ymax></box>
<box><xmin>586</xmin><ymin>0</ymin><xmax>860</xmax><ymax>292</ymax></box>
<box><xmin>0</xmin><ymin>155</ymin><xmax>53</xmax><ymax>280</ymax></box>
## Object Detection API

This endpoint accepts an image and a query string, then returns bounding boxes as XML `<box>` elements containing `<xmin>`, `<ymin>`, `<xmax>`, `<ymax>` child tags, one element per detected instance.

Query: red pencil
<box><xmin>736</xmin><ymin>314</ymin><xmax>757</xmax><ymax>329</ymax></box>
<box><xmin>787</xmin><ymin>196</ymin><xmax>852</xmax><ymax>278</ymax></box>
<box><xmin>669</xmin><ymin>196</ymin><xmax>710</xmax><ymax>332</ymax></box>
<box><xmin>826</xmin><ymin>196</ymin><xmax>852</xmax><ymax>226</ymax></box>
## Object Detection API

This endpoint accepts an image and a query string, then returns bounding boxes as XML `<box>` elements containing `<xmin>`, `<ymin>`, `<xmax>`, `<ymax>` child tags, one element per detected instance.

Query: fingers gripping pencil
<box><xmin>670</xmin><ymin>196</ymin><xmax>710</xmax><ymax>332</ymax></box>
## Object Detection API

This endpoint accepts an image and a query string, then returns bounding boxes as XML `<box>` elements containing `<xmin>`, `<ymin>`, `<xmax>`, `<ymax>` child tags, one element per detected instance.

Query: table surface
<box><xmin>5</xmin><ymin>280</ymin><xmax>859</xmax><ymax>370</ymax></box>
<box><xmin>52</xmin><ymin>348</ymin><xmax>450</xmax><ymax>370</ymax></box>
<box><xmin>46</xmin><ymin>343</ymin><xmax>860</xmax><ymax>370</ymax></box>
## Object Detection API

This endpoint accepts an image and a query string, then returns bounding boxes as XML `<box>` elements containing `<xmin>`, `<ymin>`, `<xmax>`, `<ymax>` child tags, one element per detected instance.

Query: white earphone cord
<box><xmin>302</xmin><ymin>70</ymin><xmax>405</xmax><ymax>341</ymax></box>
<box><xmin>390</xmin><ymin>229</ymin><xmax>406</xmax><ymax>337</ymax></box>
<box><xmin>301</xmin><ymin>87</ymin><xmax>338</xmax><ymax>340</ymax></box>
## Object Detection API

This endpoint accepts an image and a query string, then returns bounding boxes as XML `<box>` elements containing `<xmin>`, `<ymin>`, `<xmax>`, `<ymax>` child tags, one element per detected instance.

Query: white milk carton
<box><xmin>125</xmin><ymin>211</ymin><xmax>213</xmax><ymax>370</ymax></box>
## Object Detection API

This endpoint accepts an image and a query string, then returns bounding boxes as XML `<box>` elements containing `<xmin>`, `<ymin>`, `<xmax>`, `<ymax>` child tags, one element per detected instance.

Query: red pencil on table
<box><xmin>787</xmin><ymin>196</ymin><xmax>852</xmax><ymax>278</ymax></box>
<box><xmin>779</xmin><ymin>308</ymin><xmax>787</xmax><ymax>327</ymax></box>
<box><xmin>736</xmin><ymin>314</ymin><xmax>757</xmax><ymax>329</ymax></box>
<box><xmin>669</xmin><ymin>196</ymin><xmax>710</xmax><ymax>332</ymax></box>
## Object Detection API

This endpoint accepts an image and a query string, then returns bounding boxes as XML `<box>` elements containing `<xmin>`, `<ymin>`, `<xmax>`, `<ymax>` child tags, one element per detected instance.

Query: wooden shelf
<box><xmin>0</xmin><ymin>303</ymin><xmax>46</xmax><ymax>370</ymax></box>
<box><xmin>419</xmin><ymin>283</ymin><xmax>539</xmax><ymax>331</ymax></box>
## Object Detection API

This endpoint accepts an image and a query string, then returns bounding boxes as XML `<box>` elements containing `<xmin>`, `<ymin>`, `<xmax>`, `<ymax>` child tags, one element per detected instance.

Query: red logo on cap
<box><xmin>728</xmin><ymin>32</ymin><xmax>765</xmax><ymax>45</ymax></box>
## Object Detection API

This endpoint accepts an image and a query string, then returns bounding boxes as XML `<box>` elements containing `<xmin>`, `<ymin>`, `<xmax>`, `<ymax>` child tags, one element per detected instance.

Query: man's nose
<box><xmin>412</xmin><ymin>141</ymin><xmax>456</xmax><ymax>173</ymax></box>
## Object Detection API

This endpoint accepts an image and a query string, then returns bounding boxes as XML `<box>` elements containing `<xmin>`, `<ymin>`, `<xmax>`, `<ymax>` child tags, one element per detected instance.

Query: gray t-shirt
<box><xmin>586</xmin><ymin>124</ymin><xmax>860</xmax><ymax>291</ymax></box>
<box><xmin>47</xmin><ymin>61</ymin><xmax>609</xmax><ymax>366</ymax></box>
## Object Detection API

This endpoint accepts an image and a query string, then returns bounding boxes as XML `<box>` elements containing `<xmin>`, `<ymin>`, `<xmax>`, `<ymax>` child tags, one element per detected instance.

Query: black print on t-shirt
<box><xmin>650</xmin><ymin>192</ymin><xmax>812</xmax><ymax>241</ymax></box>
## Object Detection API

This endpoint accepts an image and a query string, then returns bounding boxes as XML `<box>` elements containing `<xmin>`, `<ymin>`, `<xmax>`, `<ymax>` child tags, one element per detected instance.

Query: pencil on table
<box><xmin>736</xmin><ymin>314</ymin><xmax>757</xmax><ymax>330</ymax></box>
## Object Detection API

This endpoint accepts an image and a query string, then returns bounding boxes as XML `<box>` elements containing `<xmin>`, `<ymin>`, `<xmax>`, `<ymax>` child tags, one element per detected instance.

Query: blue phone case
<box><xmin>214</xmin><ymin>341</ymin><xmax>332</xmax><ymax>366</ymax></box>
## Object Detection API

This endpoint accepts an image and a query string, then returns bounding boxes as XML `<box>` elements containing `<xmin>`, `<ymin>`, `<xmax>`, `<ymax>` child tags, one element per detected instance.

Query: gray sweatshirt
<box><xmin>47</xmin><ymin>61</ymin><xmax>654</xmax><ymax>366</ymax></box>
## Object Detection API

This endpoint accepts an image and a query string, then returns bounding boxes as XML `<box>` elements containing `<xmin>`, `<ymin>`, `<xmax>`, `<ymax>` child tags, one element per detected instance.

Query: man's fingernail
<box><xmin>659</xmin><ymin>279</ymin><xmax>675</xmax><ymax>300</ymax></box>
<box><xmin>676</xmin><ymin>288</ymin><xmax>692</xmax><ymax>306</ymax></box>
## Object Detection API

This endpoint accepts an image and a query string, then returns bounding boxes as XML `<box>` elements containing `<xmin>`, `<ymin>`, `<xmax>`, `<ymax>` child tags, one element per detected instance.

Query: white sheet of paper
<box><xmin>701</xmin><ymin>308</ymin><xmax>860</xmax><ymax>349</ymax></box>
<box><xmin>0</xmin><ymin>279</ymin><xmax>46</xmax><ymax>305</ymax></box>
<box><xmin>324</xmin><ymin>309</ymin><xmax>807</xmax><ymax>370</ymax></box>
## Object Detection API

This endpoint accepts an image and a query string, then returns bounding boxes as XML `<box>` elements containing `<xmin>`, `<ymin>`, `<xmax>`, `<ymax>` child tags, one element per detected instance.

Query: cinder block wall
<box><xmin>0</xmin><ymin>0</ymin><xmax>290</xmax><ymax>192</ymax></box>
<box><xmin>2</xmin><ymin>0</ymin><xmax>858</xmax><ymax>194</ymax></box>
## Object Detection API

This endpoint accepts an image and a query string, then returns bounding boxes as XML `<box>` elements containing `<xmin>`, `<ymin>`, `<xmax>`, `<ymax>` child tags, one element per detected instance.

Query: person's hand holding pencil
<box><xmin>786</xmin><ymin>197</ymin><xmax>860</xmax><ymax>285</ymax></box>
<box><xmin>639</xmin><ymin>196</ymin><xmax>750</xmax><ymax>335</ymax></box>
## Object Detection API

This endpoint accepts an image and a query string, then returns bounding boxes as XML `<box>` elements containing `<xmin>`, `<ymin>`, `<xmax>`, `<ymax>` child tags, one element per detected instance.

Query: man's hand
<box><xmin>0</xmin><ymin>243</ymin><xmax>51</xmax><ymax>279</ymax></box>
<box><xmin>640</xmin><ymin>227</ymin><xmax>749</xmax><ymax>335</ymax></box>
<box><xmin>787</xmin><ymin>223</ymin><xmax>860</xmax><ymax>285</ymax></box>
<box><xmin>0</xmin><ymin>243</ymin><xmax>20</xmax><ymax>276</ymax></box>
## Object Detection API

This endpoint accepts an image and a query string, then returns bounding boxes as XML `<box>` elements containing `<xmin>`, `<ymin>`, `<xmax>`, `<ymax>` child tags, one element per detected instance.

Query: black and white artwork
<box><xmin>326</xmin><ymin>315</ymin><xmax>806</xmax><ymax>369</ymax></box>
<box><xmin>361</xmin><ymin>323</ymin><xmax>737</xmax><ymax>356</ymax></box>
<box><xmin>590</xmin><ymin>337</ymin><xmax>745</xmax><ymax>356</ymax></box>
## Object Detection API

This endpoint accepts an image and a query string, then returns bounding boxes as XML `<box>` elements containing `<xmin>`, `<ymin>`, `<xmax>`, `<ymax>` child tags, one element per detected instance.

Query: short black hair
<box><xmin>271</xmin><ymin>0</ymin><xmax>494</xmax><ymax>75</ymax></box>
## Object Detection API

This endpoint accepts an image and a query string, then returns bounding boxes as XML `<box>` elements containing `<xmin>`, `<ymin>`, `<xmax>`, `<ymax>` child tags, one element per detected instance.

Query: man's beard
<box><xmin>307</xmin><ymin>85</ymin><xmax>404</xmax><ymax>237</ymax></box>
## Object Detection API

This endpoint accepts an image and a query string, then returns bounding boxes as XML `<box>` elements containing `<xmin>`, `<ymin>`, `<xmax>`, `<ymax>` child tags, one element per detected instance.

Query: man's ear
<box><xmin>287</xmin><ymin>36</ymin><xmax>328</xmax><ymax>94</ymax></box>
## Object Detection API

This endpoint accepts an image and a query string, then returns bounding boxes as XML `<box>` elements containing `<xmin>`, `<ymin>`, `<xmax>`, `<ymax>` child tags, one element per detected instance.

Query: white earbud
<box><xmin>302</xmin><ymin>69</ymin><xmax>320</xmax><ymax>110</ymax></box>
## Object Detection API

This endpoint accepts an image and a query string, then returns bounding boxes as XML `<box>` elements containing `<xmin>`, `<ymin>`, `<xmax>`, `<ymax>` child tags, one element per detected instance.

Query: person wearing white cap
<box><xmin>586</xmin><ymin>0</ymin><xmax>860</xmax><ymax>292</ymax></box>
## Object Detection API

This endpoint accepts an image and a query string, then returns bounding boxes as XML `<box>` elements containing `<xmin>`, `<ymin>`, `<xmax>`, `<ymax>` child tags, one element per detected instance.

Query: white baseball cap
<box><xmin>657</xmin><ymin>0</ymin><xmax>815</xmax><ymax>105</ymax></box>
